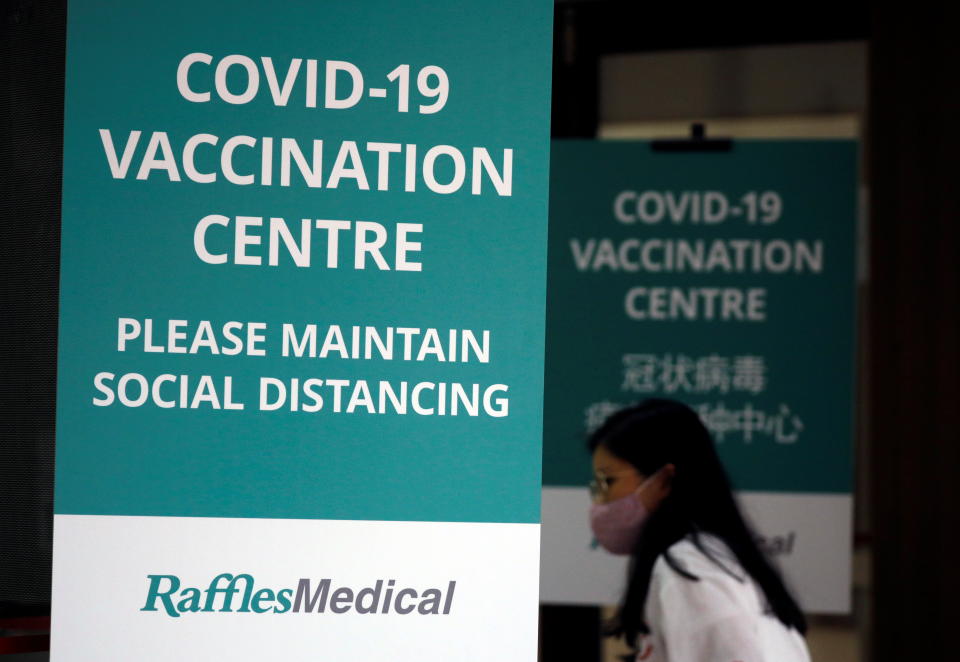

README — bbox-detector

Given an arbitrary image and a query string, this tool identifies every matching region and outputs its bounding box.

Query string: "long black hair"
[588,398,806,643]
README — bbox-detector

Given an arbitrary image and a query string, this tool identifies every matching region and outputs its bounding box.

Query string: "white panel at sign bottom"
[539,487,851,613]
[51,515,540,661]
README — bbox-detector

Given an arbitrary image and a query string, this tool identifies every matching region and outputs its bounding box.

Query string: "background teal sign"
[57,0,552,524]
[544,140,856,494]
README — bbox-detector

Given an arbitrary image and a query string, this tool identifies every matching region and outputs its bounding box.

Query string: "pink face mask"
[590,492,650,555]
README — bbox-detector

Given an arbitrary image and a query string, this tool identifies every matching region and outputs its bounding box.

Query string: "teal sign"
[544,140,856,494]
[56,0,552,524]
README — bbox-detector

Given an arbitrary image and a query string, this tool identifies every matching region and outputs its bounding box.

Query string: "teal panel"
[56,0,553,523]
[544,140,856,494]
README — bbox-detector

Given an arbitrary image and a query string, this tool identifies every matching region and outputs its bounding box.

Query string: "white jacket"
[635,535,811,662]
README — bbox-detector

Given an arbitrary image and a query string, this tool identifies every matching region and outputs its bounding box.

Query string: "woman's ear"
[655,463,676,497]
[662,463,676,485]
[637,463,676,510]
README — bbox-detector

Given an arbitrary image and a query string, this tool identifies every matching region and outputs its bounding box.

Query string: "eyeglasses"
[589,469,637,500]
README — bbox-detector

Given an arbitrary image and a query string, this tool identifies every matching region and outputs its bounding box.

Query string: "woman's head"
[587,398,807,640]
[588,398,735,530]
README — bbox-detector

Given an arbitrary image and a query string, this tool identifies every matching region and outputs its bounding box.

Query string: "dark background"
[2,1,958,660]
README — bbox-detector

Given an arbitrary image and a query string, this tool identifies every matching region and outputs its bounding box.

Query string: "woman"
[588,399,811,662]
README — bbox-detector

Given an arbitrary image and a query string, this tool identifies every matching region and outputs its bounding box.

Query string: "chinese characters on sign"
[585,400,804,444]
[621,353,767,395]
[587,353,803,443]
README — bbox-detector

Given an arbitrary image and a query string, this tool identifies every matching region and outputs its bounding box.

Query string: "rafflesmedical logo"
[141,574,457,617]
